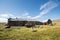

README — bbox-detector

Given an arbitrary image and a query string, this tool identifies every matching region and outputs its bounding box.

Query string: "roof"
[8,18,37,21]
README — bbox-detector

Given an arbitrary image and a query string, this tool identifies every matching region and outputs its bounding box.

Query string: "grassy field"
[0,20,60,40]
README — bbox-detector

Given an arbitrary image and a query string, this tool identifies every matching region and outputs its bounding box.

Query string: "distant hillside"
[53,19,60,22]
[52,19,60,25]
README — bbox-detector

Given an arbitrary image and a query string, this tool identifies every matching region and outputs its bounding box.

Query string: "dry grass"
[0,19,60,40]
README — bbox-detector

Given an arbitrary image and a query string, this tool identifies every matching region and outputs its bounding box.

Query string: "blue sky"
[0,0,60,22]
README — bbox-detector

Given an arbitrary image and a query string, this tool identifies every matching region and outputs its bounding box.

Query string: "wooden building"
[6,18,52,28]
[6,18,39,28]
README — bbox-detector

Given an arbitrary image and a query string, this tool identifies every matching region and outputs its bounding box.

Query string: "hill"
[0,19,60,40]
[53,19,60,26]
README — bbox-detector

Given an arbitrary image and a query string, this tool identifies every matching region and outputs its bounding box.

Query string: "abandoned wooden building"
[6,18,40,28]
[6,18,52,28]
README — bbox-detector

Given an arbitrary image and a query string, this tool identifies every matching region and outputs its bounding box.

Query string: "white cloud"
[0,13,16,18]
[33,1,58,19]
[18,0,58,21]
[42,19,48,22]
[22,12,29,17]
[0,13,37,23]
[0,18,7,23]
[40,1,50,10]
[0,13,16,23]
[21,12,31,18]
[20,12,37,21]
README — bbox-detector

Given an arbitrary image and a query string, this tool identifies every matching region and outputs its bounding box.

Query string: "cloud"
[0,12,37,23]
[33,1,58,19]
[0,13,16,18]
[19,12,37,21]
[40,1,50,10]
[0,0,59,22]
[22,12,29,17]
[0,13,16,23]
[20,12,31,19]
[0,18,7,23]
[18,0,58,21]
